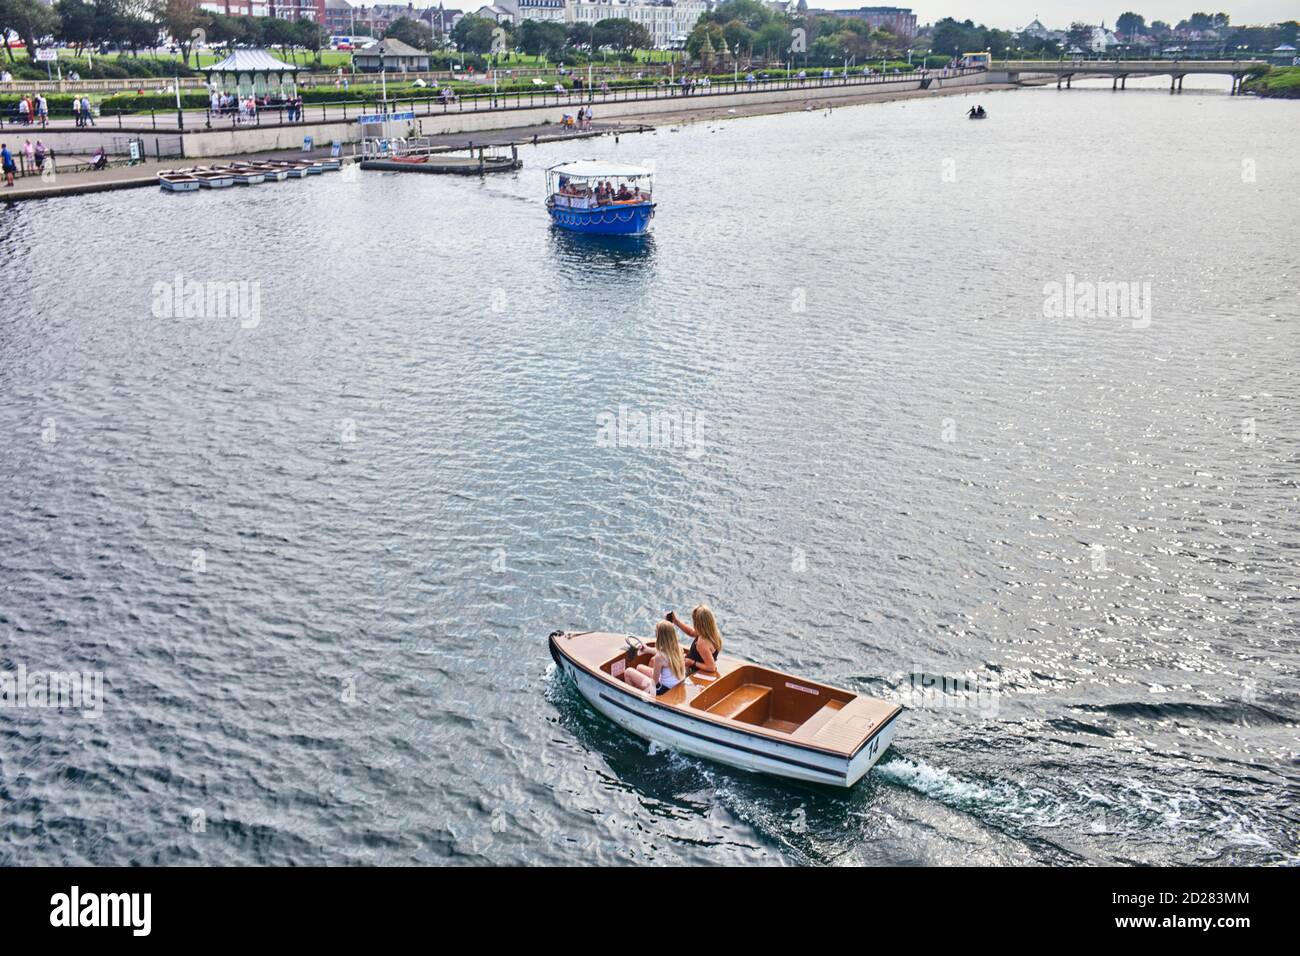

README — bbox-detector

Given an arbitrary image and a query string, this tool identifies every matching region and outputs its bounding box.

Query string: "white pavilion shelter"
[201,49,299,101]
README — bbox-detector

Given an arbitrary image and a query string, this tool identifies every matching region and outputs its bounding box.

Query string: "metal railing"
[199,67,981,132]
[0,68,983,133]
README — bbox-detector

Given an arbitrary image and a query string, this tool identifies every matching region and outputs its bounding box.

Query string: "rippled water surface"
[1,78,1297,865]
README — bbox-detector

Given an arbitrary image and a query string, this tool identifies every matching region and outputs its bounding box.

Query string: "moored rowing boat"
[158,171,201,192]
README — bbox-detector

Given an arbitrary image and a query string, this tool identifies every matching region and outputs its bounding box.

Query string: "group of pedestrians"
[13,94,49,127]
[209,90,305,124]
[1,139,51,186]
[72,96,95,127]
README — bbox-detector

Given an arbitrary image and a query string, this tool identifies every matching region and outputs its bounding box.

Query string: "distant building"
[814,6,917,39]
[421,5,466,35]
[565,0,713,51]
[352,37,431,70]
[517,0,566,23]
[1018,18,1063,42]
[355,3,420,35]
[199,1,273,16]
[1089,24,1121,53]
[475,3,516,23]
[282,0,326,20]
[196,1,330,18]
[324,0,355,34]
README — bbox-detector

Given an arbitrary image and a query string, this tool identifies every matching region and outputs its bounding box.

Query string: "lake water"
[1,75,1296,866]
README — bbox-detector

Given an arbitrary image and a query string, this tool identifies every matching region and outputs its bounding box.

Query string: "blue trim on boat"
[547,201,655,236]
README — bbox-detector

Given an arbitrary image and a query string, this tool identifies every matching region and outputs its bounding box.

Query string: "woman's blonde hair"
[655,621,686,680]
[692,605,723,655]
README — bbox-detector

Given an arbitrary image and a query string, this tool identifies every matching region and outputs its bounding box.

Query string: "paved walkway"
[1,122,648,202]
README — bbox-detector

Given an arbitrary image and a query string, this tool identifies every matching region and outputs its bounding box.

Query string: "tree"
[930,17,980,56]
[1066,22,1095,51]
[685,20,723,58]
[451,14,494,54]
[205,12,240,52]
[591,18,650,54]
[158,0,206,66]
[981,28,1014,57]
[519,19,564,58]
[261,14,296,60]
[384,16,432,52]
[753,20,788,60]
[2,0,60,57]
[722,19,753,58]
[54,0,96,54]
[295,17,325,64]
[703,0,774,32]
[1116,12,1146,40]
[121,14,156,55]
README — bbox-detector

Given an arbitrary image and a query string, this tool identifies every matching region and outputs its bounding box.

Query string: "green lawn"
[1244,65,1300,97]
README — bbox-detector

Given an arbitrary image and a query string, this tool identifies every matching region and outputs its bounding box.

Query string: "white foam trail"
[875,758,996,805]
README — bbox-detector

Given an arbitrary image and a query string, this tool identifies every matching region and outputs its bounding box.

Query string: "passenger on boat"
[615,183,632,201]
[621,621,686,696]
[666,605,723,673]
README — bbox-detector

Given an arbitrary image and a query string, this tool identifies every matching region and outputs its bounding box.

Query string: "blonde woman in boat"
[666,605,723,674]
[622,621,686,697]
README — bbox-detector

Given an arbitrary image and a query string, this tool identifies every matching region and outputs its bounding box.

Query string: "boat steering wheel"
[624,636,645,663]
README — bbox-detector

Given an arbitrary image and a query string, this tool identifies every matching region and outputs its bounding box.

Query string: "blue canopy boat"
[546,161,655,236]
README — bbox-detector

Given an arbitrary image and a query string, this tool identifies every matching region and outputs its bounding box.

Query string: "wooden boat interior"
[584,633,893,751]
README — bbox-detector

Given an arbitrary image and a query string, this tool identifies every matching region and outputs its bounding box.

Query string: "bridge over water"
[991,59,1269,94]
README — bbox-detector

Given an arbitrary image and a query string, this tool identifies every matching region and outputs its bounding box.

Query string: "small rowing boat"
[549,630,901,786]
[191,170,235,188]
[240,162,288,182]
[158,171,201,192]
[269,161,313,178]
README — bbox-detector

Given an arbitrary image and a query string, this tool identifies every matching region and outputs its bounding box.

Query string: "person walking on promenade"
[1,144,15,187]
[22,139,34,173]
[17,97,29,125]
[82,97,95,127]
[33,140,47,173]
[36,94,48,128]
[72,97,82,127]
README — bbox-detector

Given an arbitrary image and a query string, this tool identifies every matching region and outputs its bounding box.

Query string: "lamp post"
[174,68,184,130]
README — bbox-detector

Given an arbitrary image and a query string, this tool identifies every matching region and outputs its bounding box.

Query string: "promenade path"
[1,69,979,135]
[1,121,648,202]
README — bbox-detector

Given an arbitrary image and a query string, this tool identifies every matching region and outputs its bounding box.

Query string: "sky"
[818,3,1297,30]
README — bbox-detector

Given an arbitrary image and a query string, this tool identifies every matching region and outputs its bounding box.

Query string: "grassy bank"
[1243,66,1300,98]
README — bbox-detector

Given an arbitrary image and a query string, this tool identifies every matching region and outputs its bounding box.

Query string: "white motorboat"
[549,630,901,787]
